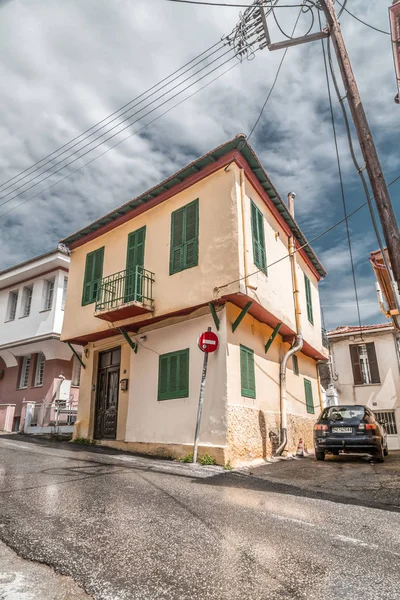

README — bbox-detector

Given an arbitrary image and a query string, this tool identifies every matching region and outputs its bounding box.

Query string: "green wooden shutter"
[126,227,146,302]
[251,201,267,273]
[82,247,104,306]
[292,354,299,376]
[240,345,256,398]
[170,208,185,274]
[304,274,314,324]
[170,200,199,274]
[184,200,199,269]
[158,349,189,400]
[304,378,314,414]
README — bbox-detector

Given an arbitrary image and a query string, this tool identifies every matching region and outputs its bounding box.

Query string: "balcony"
[94,266,155,322]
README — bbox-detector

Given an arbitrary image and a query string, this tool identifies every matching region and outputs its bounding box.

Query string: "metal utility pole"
[319,0,400,294]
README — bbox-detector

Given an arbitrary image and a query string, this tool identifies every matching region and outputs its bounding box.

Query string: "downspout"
[275,192,304,456]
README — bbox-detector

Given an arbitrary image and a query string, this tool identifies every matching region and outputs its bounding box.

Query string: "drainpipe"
[275,192,304,456]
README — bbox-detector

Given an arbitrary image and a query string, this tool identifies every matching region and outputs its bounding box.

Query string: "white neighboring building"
[0,248,81,431]
[328,324,400,450]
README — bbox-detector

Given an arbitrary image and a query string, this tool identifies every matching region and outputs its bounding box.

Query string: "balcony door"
[94,347,121,439]
[125,226,146,303]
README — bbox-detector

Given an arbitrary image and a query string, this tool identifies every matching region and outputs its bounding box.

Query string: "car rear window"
[321,407,365,421]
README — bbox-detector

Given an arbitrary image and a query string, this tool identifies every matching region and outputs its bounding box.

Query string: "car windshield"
[322,407,365,421]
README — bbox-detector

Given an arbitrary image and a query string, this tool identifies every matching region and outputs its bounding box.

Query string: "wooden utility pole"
[319,0,400,294]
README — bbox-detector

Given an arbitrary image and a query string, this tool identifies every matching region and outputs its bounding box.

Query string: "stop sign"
[198,331,219,353]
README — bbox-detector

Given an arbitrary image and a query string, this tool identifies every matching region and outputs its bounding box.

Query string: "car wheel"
[375,444,385,463]
[384,444,389,457]
[316,451,325,461]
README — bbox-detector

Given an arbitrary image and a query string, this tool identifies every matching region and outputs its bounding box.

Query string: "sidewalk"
[0,540,91,600]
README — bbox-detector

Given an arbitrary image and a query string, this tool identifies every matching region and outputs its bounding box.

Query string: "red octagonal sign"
[198,331,219,353]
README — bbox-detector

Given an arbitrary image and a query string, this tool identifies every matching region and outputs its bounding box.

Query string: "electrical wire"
[271,0,315,40]
[0,60,241,220]
[164,0,309,8]
[225,0,306,171]
[0,46,236,206]
[336,0,390,36]
[326,36,400,314]
[0,39,227,193]
[214,171,400,294]
[319,15,363,335]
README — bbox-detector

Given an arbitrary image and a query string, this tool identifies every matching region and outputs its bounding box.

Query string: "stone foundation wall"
[227,405,315,464]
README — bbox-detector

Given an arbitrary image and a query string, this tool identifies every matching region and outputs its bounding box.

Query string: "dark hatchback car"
[314,405,388,462]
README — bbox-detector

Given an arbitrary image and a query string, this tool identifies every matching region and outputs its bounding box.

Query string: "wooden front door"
[94,347,121,439]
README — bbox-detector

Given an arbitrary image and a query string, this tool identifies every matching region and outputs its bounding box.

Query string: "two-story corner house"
[0,248,81,431]
[328,324,400,450]
[60,135,328,465]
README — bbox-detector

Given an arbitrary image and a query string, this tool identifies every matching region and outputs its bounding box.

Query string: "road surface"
[0,435,399,600]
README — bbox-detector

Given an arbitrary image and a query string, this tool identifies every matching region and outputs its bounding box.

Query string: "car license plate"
[332,427,352,433]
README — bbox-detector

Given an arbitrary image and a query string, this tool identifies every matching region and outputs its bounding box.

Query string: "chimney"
[287,192,296,218]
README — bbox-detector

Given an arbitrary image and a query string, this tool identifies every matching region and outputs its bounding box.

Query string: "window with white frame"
[19,355,31,389]
[7,291,18,321]
[71,354,82,387]
[43,279,55,310]
[22,285,33,317]
[62,277,68,310]
[34,352,46,387]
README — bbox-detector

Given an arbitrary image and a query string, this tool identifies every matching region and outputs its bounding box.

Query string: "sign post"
[193,327,219,463]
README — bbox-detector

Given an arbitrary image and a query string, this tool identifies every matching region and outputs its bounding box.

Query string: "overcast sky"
[0,0,398,329]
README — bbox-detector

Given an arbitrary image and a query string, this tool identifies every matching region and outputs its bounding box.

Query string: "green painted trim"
[264,322,282,354]
[232,301,253,333]
[208,303,220,331]
[66,342,86,369]
[119,328,138,354]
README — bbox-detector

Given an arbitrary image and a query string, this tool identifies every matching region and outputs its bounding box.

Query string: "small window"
[170,200,199,275]
[251,201,267,273]
[62,277,68,310]
[349,343,380,385]
[292,354,299,376]
[304,274,314,325]
[304,378,314,414]
[82,247,105,305]
[22,286,33,317]
[158,349,189,400]
[19,355,31,389]
[7,291,19,321]
[71,355,82,387]
[374,410,398,435]
[34,353,46,387]
[240,345,256,399]
[43,279,55,310]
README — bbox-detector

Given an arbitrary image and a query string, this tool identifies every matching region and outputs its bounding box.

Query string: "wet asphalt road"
[1,436,400,600]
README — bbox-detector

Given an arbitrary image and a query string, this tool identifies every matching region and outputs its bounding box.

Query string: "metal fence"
[96,266,154,313]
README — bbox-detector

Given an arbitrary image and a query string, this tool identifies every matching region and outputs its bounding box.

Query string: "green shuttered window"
[240,345,256,399]
[125,226,146,302]
[251,201,267,273]
[304,378,315,414]
[292,354,299,376]
[170,199,199,275]
[304,274,314,324]
[82,247,104,306]
[158,349,189,400]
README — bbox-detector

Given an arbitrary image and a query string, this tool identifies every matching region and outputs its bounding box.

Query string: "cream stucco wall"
[62,167,240,342]
[233,168,324,355]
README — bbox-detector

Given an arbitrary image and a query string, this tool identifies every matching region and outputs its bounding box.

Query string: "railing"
[322,328,330,350]
[95,266,155,313]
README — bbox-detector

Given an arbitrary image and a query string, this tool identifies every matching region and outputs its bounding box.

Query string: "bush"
[198,454,216,466]
[72,437,95,446]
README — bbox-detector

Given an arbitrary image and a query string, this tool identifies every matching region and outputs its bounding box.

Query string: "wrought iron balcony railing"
[95,266,155,319]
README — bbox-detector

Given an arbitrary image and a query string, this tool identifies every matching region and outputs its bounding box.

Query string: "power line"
[319,14,363,335]
[336,0,390,36]
[0,60,240,220]
[0,39,226,192]
[0,46,236,206]
[214,171,400,294]
[225,1,306,171]
[163,0,306,8]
